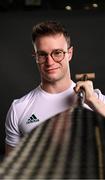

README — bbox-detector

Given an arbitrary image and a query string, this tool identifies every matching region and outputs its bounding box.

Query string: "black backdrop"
[0,10,105,157]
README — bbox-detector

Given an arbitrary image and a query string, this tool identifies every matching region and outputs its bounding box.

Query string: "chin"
[44,75,63,83]
[46,77,57,83]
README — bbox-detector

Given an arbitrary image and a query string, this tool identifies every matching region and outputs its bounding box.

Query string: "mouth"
[45,67,60,73]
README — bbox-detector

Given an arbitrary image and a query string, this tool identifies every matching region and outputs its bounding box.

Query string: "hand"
[74,81,105,117]
[74,80,96,103]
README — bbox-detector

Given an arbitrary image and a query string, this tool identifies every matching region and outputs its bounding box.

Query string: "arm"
[74,80,105,117]
[5,144,15,156]
[5,102,20,156]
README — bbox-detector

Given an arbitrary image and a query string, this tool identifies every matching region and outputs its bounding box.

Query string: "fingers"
[74,80,95,102]
[74,80,93,93]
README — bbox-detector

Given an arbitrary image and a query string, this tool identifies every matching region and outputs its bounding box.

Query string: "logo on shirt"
[26,114,39,124]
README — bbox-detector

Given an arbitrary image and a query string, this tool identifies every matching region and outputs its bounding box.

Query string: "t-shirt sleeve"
[94,89,105,103]
[5,101,21,147]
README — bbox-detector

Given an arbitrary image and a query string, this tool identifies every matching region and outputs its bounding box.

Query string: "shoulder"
[13,86,41,106]
[7,86,41,117]
[94,89,105,102]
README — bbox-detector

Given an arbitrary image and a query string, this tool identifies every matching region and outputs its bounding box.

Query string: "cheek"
[59,61,68,73]
[63,60,70,72]
[62,58,69,67]
[37,64,45,74]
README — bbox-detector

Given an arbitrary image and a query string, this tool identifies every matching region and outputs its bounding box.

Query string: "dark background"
[0,0,105,159]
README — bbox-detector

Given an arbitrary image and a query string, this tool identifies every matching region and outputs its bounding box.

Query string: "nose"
[45,54,55,65]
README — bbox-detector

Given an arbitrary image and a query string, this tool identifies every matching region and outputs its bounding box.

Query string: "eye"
[38,51,47,57]
[53,50,63,56]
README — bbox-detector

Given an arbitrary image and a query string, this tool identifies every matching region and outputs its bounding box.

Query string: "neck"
[41,78,72,93]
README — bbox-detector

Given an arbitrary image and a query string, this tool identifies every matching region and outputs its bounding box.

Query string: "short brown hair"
[32,21,71,47]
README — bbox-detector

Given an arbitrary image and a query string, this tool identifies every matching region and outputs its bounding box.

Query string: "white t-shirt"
[5,81,105,147]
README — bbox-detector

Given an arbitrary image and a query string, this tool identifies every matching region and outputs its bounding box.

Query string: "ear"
[68,46,73,62]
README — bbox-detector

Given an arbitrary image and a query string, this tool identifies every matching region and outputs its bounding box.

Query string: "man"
[5,20,105,155]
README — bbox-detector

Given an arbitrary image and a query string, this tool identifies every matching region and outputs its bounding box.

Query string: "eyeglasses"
[32,49,68,64]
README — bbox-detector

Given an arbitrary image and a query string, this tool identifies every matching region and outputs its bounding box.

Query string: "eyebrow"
[37,48,64,53]
[37,50,48,54]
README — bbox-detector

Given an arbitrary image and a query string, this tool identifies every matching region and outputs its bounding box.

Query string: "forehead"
[34,34,68,51]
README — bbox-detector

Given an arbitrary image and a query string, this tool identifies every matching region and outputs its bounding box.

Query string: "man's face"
[33,34,73,83]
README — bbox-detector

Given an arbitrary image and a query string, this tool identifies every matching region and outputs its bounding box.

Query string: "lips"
[45,67,59,73]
